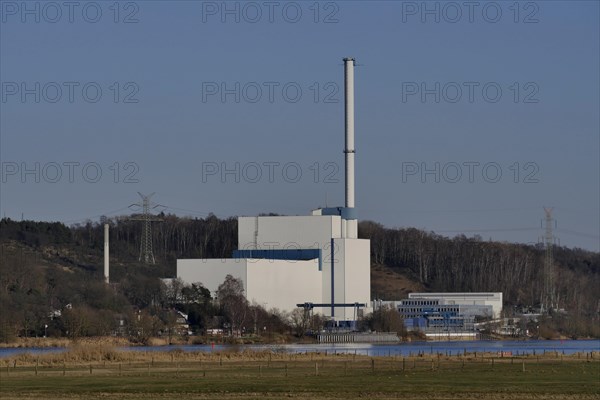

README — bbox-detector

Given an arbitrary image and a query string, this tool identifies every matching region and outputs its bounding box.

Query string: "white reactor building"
[177,58,371,322]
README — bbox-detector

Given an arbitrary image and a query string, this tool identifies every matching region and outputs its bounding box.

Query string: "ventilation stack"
[104,223,109,283]
[344,57,358,239]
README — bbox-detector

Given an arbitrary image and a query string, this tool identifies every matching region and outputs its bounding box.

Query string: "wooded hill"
[0,215,598,340]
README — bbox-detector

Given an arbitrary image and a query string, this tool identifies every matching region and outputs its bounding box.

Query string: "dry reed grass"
[2,342,598,368]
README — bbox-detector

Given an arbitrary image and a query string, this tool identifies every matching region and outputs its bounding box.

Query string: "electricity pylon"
[539,207,558,313]
[130,192,163,264]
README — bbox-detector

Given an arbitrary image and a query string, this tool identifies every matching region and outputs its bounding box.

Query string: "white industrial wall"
[246,259,322,313]
[177,258,323,315]
[341,239,371,319]
[238,216,342,250]
[177,259,247,296]
[319,238,371,320]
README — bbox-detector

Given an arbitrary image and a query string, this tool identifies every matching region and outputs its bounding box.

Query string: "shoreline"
[0,335,307,349]
[1,335,598,349]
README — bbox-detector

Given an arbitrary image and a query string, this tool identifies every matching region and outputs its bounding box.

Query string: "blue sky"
[1,1,599,251]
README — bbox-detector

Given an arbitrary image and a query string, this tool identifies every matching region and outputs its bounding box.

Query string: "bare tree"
[162,277,185,307]
[289,308,310,337]
[367,305,405,336]
[128,310,162,344]
[217,275,248,336]
[63,306,91,339]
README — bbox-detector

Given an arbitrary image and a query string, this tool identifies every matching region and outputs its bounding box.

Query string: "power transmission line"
[555,229,599,240]
[434,227,539,233]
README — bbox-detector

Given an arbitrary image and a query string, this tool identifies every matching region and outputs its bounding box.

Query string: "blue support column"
[331,238,335,318]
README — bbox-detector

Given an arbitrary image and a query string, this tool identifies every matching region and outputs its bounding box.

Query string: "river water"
[1,340,598,358]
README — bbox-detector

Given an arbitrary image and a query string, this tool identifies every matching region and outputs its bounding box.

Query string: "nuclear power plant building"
[177,58,371,323]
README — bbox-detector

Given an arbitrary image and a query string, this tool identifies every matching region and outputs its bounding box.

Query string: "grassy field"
[1,349,598,399]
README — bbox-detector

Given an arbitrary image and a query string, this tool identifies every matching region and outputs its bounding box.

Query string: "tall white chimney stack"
[104,223,109,284]
[344,57,355,210]
[343,57,358,238]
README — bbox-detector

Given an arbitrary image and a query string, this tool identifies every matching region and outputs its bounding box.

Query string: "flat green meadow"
[1,350,598,399]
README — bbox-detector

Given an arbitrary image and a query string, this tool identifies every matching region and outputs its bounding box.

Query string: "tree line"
[359,221,599,315]
[0,215,598,340]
